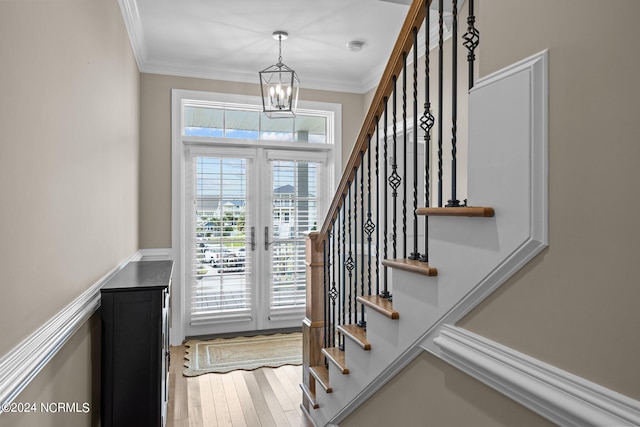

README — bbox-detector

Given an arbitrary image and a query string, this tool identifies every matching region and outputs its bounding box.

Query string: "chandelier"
[259,31,300,118]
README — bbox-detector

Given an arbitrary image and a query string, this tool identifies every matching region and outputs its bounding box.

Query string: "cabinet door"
[161,289,170,426]
[102,289,163,427]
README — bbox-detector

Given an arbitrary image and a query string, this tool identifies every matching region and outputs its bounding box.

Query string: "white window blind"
[188,156,252,325]
[269,158,324,313]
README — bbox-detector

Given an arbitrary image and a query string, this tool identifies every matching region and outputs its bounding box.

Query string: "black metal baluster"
[389,76,401,266]
[447,0,461,207]
[420,0,435,263]
[331,222,338,348]
[353,168,359,327]
[341,195,347,334]
[402,52,408,259]
[375,119,381,296]
[463,0,479,91]
[326,232,331,348]
[346,185,355,324]
[410,26,420,260]
[365,135,375,298]
[389,78,401,303]
[358,152,366,328]
[323,239,328,350]
[438,0,444,208]
[339,205,345,350]
[381,101,390,299]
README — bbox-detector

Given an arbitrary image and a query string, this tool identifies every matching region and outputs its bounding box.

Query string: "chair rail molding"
[0,251,142,411]
[433,326,640,427]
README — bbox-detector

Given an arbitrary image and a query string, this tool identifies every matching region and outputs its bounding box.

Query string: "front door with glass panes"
[186,147,327,337]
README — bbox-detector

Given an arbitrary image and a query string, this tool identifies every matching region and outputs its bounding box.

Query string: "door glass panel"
[190,157,251,325]
[270,160,319,312]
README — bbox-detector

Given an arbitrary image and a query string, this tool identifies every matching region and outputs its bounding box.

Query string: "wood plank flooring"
[167,345,306,427]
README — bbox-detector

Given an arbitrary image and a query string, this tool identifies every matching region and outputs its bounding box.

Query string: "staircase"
[301,1,548,426]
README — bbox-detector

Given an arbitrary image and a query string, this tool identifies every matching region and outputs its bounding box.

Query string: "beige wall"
[343,1,640,425]
[460,0,640,401]
[342,351,553,427]
[0,0,139,424]
[0,317,101,427]
[139,74,365,248]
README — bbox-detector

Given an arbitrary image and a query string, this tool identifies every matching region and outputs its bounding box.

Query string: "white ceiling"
[118,0,435,94]
[119,0,457,94]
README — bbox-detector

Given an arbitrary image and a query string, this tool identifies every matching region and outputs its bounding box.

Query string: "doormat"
[183,332,302,377]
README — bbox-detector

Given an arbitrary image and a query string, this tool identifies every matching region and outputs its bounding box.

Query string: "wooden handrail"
[317,0,428,249]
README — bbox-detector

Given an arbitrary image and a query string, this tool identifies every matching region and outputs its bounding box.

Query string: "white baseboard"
[0,251,142,411]
[432,325,640,427]
[139,248,172,261]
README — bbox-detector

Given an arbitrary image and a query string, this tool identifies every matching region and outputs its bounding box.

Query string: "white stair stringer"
[308,50,548,427]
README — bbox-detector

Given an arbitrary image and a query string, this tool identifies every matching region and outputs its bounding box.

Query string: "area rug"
[183,332,302,377]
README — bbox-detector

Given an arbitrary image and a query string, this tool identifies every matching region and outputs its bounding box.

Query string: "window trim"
[170,89,341,344]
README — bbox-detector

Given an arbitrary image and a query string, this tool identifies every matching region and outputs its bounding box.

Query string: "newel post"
[302,231,324,411]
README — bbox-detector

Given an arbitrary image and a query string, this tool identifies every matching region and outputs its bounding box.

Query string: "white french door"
[185,147,327,337]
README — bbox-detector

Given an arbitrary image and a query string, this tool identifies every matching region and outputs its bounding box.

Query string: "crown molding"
[140,62,369,94]
[118,0,147,70]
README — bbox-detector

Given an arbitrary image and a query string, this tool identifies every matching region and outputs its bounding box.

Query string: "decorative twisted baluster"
[329,226,338,348]
[463,0,479,91]
[358,152,366,328]
[365,135,374,298]
[402,52,408,260]
[341,194,348,330]
[381,100,390,299]
[420,0,434,263]
[346,185,355,324]
[447,0,461,207]
[389,76,401,263]
[374,119,381,296]
[339,205,345,350]
[353,167,358,326]
[323,239,328,350]
[410,26,420,260]
[437,0,444,207]
[388,78,401,304]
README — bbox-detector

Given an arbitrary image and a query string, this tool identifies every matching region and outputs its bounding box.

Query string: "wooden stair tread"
[381,258,438,276]
[337,324,371,350]
[300,383,319,409]
[322,347,349,374]
[357,295,399,319]
[416,206,495,217]
[309,365,332,393]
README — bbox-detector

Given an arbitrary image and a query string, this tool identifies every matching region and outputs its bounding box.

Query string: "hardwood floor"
[166,345,306,427]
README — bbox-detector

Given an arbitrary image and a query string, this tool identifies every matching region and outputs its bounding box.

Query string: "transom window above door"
[183,103,328,143]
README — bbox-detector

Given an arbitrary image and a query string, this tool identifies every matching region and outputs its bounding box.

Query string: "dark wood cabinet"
[100,260,173,427]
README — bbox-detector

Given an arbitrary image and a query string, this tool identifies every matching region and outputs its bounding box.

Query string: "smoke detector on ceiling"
[346,40,365,52]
